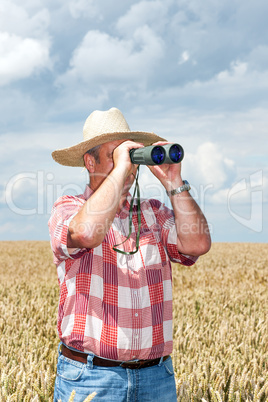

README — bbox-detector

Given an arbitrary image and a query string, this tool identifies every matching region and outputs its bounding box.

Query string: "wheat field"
[0,241,267,401]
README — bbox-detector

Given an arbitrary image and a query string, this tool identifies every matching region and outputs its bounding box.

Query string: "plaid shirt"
[48,185,197,361]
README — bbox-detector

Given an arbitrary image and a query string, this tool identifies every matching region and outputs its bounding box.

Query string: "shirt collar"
[83,185,94,200]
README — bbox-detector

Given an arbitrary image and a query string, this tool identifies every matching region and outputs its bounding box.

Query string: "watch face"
[183,180,190,191]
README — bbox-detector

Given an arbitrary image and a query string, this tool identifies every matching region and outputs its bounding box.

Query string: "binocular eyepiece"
[129,143,184,165]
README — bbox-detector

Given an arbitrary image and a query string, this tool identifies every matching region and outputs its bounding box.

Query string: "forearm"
[68,167,126,248]
[148,158,211,256]
[169,186,211,256]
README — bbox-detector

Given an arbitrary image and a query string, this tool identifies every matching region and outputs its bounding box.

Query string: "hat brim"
[52,131,167,167]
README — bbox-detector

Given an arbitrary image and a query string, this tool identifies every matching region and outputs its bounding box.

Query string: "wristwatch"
[166,180,191,197]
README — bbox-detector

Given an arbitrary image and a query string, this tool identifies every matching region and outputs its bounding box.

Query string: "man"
[49,107,211,402]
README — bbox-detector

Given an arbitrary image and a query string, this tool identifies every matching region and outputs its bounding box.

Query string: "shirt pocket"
[138,227,169,269]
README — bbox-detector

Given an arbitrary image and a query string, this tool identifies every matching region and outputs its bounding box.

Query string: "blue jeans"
[54,347,177,401]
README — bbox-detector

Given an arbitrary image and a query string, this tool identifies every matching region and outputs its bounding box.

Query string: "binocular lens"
[129,143,184,165]
[151,146,166,164]
[169,144,183,163]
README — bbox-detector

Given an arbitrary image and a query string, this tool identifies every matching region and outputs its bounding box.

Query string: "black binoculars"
[129,143,184,165]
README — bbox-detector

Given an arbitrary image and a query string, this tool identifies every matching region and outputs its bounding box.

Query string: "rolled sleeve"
[48,195,88,264]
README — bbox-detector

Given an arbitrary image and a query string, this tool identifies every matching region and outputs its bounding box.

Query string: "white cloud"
[0,32,51,86]
[57,26,164,88]
[0,1,50,37]
[69,0,100,19]
[216,61,248,84]
[116,0,170,35]
[206,59,268,98]
[184,142,235,190]
[178,51,190,65]
[0,1,51,86]
[145,55,268,115]
[2,172,39,215]
[247,45,268,71]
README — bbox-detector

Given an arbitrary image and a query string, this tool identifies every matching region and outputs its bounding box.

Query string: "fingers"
[114,141,143,156]
[121,140,144,153]
[112,141,144,177]
[147,160,182,184]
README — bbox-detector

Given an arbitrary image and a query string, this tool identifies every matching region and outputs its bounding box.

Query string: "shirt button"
[135,313,138,317]
[134,291,137,295]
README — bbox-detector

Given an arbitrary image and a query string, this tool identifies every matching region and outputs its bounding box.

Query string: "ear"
[84,153,95,173]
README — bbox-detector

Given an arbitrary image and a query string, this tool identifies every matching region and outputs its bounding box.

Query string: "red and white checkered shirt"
[48,185,197,361]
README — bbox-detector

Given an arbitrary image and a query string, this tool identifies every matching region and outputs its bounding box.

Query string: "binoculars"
[129,143,184,165]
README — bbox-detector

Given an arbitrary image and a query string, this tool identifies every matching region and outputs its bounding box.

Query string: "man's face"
[88,140,137,193]
[94,139,124,181]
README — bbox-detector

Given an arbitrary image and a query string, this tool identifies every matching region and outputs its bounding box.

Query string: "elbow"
[177,234,212,257]
[67,225,103,250]
[196,236,212,256]
[192,232,212,256]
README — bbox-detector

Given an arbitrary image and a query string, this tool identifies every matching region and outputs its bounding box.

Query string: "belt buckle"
[121,360,143,369]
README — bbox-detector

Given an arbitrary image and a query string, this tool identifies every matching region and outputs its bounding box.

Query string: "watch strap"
[166,180,191,197]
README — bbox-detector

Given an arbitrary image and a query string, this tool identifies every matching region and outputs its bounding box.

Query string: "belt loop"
[158,356,164,367]
[58,342,63,355]
[86,352,95,370]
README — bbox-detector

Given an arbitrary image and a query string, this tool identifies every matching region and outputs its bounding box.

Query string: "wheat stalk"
[0,241,267,401]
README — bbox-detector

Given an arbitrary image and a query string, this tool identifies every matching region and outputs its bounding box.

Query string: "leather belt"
[61,344,169,370]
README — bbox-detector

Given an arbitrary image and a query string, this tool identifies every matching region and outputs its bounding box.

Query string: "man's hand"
[112,140,144,197]
[147,142,184,191]
[113,140,144,179]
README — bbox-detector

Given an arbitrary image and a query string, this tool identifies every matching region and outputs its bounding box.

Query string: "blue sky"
[0,0,267,242]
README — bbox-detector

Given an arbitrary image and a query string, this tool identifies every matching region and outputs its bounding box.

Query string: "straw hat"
[52,107,166,167]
